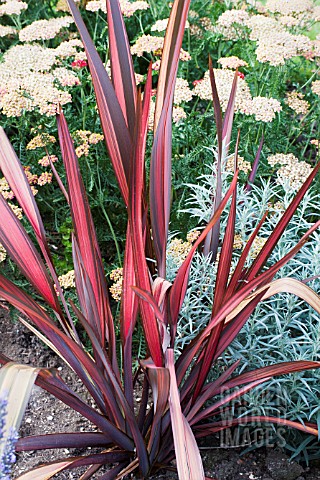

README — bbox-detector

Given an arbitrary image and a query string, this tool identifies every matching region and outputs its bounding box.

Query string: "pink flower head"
[71,59,88,69]
[237,71,245,79]
[192,79,202,86]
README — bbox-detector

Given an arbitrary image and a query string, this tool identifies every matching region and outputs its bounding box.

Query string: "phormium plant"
[0,0,320,478]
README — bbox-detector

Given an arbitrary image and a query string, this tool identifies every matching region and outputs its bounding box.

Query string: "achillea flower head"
[218,56,248,70]
[110,267,123,282]
[311,80,320,96]
[86,0,149,17]
[172,106,187,124]
[74,130,92,142]
[8,203,23,219]
[0,243,7,262]
[3,44,57,73]
[37,172,53,186]
[151,18,189,32]
[215,9,250,40]
[0,44,78,117]
[26,133,56,150]
[226,155,251,174]
[285,91,309,115]
[58,270,75,289]
[121,0,149,17]
[131,34,190,61]
[199,17,215,33]
[55,39,84,59]
[38,155,58,167]
[0,177,14,200]
[186,230,200,243]
[53,67,80,87]
[131,34,164,56]
[88,132,104,144]
[193,69,252,113]
[250,236,268,258]
[0,25,16,37]
[246,14,283,42]
[268,152,312,190]
[247,96,282,122]
[233,234,243,250]
[56,0,80,11]
[174,78,193,105]
[75,143,90,158]
[0,0,27,16]
[255,30,313,66]
[265,0,313,15]
[167,238,192,267]
[109,268,123,302]
[23,166,38,185]
[268,152,297,167]
[19,17,73,42]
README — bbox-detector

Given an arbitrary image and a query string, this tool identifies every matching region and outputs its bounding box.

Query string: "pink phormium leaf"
[106,0,137,138]
[246,161,320,281]
[129,93,163,367]
[67,0,131,205]
[245,134,264,191]
[150,0,191,277]
[0,194,59,314]
[0,127,47,244]
[169,173,238,340]
[175,220,320,386]
[57,110,116,365]
[194,417,318,438]
[166,348,205,479]
[222,70,238,151]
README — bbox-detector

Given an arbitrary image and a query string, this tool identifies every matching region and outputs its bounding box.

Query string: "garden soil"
[1,308,320,480]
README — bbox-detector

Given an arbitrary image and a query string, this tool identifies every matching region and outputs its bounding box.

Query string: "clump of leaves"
[0,0,320,478]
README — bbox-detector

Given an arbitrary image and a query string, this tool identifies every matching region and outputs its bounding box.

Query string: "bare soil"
[1,308,320,480]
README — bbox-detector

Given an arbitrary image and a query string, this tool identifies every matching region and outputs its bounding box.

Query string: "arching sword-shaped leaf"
[150,0,191,277]
[246,161,320,281]
[106,0,137,137]
[0,194,60,314]
[129,90,162,367]
[169,173,238,339]
[67,0,131,204]
[15,452,130,480]
[57,111,116,360]
[166,348,205,480]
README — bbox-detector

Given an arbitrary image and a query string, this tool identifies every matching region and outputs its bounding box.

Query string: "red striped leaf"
[245,134,264,191]
[129,92,163,366]
[169,173,238,337]
[194,416,318,438]
[67,0,131,204]
[0,127,47,245]
[176,220,320,385]
[57,110,115,358]
[166,348,205,479]
[0,194,59,313]
[224,360,320,391]
[246,161,320,280]
[150,0,191,277]
[106,0,136,137]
